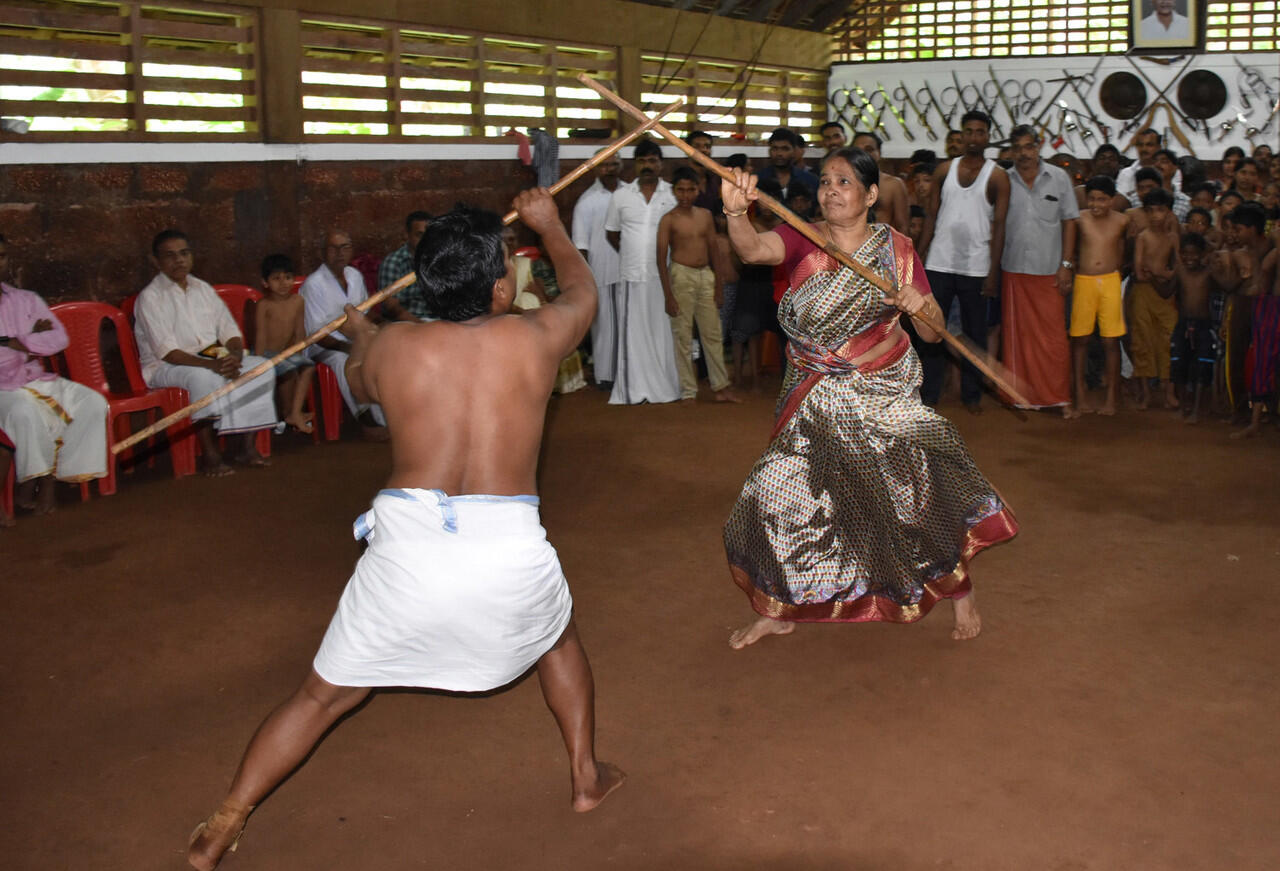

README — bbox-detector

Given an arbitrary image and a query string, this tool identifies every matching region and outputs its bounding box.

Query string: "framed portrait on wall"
[1131,0,1201,51]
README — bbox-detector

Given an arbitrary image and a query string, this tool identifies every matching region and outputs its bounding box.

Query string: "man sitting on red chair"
[0,234,108,523]
[134,229,277,478]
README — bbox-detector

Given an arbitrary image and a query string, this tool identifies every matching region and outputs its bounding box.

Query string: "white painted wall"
[829,54,1279,160]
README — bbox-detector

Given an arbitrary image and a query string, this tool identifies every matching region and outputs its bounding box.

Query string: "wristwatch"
[1060,260,1074,269]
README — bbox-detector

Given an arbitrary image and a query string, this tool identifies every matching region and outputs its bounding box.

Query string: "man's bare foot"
[33,478,56,515]
[200,457,235,478]
[285,411,314,434]
[713,388,743,404]
[1230,424,1261,439]
[571,761,626,813]
[1163,386,1178,409]
[14,478,37,512]
[1098,399,1116,416]
[951,593,981,640]
[1062,404,1080,419]
[728,615,795,649]
[187,799,253,871]
[234,450,270,468]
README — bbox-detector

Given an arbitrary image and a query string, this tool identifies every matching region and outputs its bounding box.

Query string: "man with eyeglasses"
[301,229,388,440]
[134,229,277,476]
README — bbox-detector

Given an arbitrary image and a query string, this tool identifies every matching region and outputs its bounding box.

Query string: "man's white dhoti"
[313,488,573,692]
[311,347,386,425]
[609,277,680,405]
[148,356,277,434]
[0,377,108,482]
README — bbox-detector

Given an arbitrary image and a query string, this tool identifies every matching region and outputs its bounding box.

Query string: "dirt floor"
[4,380,1279,870]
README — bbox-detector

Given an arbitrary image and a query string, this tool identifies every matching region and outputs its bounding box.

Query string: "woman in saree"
[720,146,1019,649]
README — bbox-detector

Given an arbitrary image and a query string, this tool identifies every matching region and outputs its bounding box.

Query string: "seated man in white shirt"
[134,229,277,477]
[300,229,387,440]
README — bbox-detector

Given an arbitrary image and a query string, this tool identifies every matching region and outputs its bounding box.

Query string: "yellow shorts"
[1070,272,1126,338]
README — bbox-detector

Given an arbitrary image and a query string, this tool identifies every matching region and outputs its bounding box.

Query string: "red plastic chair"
[119,292,137,323]
[49,302,196,493]
[0,428,14,519]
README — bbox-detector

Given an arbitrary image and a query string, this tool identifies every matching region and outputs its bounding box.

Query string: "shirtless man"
[187,189,624,871]
[1072,175,1130,415]
[852,131,909,233]
[1218,204,1279,436]
[1132,188,1181,409]
[1168,233,1216,423]
[658,167,738,402]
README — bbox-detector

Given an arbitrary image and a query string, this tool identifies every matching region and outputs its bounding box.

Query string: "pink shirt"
[0,283,67,391]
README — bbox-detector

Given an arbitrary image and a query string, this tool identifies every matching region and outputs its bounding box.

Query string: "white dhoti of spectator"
[301,263,386,426]
[134,273,278,433]
[572,176,621,383]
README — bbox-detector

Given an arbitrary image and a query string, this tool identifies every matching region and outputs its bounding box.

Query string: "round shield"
[1099,72,1147,120]
[1177,70,1228,119]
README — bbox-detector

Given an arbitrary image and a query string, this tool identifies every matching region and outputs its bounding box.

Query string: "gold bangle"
[723,207,748,218]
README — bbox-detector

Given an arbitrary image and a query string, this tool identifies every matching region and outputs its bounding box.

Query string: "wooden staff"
[576,73,1034,410]
[111,97,687,456]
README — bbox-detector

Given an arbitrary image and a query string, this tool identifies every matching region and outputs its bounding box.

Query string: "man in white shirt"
[603,140,680,405]
[1139,0,1189,42]
[571,150,622,387]
[1115,129,1182,200]
[301,229,387,438]
[134,229,276,477]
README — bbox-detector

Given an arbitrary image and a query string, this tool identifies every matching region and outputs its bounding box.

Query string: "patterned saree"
[724,224,1018,623]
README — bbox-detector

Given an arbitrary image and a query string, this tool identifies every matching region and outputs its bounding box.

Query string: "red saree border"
[728,505,1019,624]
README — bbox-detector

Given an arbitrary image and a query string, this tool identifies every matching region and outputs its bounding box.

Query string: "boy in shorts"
[1131,188,1181,409]
[1168,233,1216,423]
[1072,175,1129,415]
[254,254,316,434]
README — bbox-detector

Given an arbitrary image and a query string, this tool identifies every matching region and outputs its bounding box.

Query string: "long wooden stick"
[577,73,1034,410]
[112,96,687,456]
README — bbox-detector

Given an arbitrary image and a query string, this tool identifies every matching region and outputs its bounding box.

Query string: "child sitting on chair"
[254,254,316,433]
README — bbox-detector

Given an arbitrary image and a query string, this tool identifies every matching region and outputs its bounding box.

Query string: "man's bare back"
[347,189,597,498]
[1076,209,1128,275]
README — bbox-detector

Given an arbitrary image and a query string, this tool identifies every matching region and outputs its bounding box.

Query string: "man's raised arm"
[517,188,598,358]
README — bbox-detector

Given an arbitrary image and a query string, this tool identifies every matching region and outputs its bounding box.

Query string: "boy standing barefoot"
[1168,233,1216,423]
[188,190,623,871]
[658,167,739,403]
[1131,188,1181,410]
[1072,176,1129,415]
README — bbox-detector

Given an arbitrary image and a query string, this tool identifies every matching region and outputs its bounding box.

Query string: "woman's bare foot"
[571,761,626,813]
[713,388,743,403]
[187,799,253,871]
[285,411,314,434]
[951,593,981,640]
[729,615,795,649]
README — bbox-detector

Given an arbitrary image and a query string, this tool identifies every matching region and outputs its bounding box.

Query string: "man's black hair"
[1093,143,1121,160]
[909,204,925,219]
[1237,157,1260,172]
[152,228,189,258]
[959,109,991,130]
[768,127,799,146]
[405,210,432,233]
[1134,166,1162,186]
[909,148,936,165]
[1085,174,1116,197]
[671,166,699,186]
[909,163,935,178]
[633,138,662,160]
[756,178,784,201]
[787,181,814,201]
[1219,189,1244,204]
[819,121,843,135]
[724,152,749,169]
[1228,202,1267,234]
[260,253,295,280]
[851,130,882,149]
[1186,206,1212,224]
[1141,187,1174,209]
[1154,148,1178,164]
[415,205,507,322]
[1189,181,1218,199]
[1135,128,1162,143]
[1180,232,1208,252]
[684,130,711,145]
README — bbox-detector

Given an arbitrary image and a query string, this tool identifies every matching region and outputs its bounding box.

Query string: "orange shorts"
[1070,272,1126,338]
